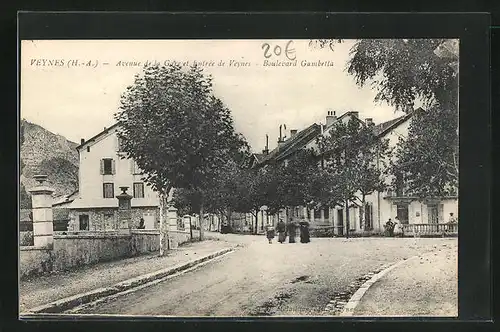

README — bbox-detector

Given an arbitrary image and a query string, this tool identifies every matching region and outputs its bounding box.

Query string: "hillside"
[20,119,79,208]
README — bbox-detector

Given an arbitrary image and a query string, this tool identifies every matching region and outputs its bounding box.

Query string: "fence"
[402,223,458,236]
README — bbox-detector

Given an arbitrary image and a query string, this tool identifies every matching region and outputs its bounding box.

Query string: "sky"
[20,39,406,152]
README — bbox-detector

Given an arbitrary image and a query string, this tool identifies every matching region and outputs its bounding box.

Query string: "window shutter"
[130,160,135,174]
[439,204,444,223]
[111,160,116,175]
[115,136,120,151]
[100,159,104,175]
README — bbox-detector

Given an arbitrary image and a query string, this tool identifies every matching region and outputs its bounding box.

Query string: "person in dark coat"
[137,218,146,229]
[299,221,310,243]
[287,220,297,243]
[265,224,275,244]
[276,219,287,243]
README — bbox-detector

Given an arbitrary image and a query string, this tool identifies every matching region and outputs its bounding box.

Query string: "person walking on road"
[265,224,275,244]
[299,221,311,243]
[287,219,297,243]
[277,219,287,244]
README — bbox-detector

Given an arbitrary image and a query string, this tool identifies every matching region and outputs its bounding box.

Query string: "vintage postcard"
[19,39,459,318]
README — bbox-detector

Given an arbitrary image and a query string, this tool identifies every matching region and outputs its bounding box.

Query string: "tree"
[115,64,248,252]
[320,117,389,236]
[389,107,458,198]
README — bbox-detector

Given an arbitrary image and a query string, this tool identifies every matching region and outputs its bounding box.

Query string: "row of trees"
[117,38,458,248]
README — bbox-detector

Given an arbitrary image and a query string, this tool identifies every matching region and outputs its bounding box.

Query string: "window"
[103,183,114,198]
[133,182,145,198]
[104,213,114,230]
[100,158,115,175]
[427,204,443,224]
[131,160,141,174]
[117,136,124,152]
[364,203,373,230]
[79,214,89,231]
[314,209,321,219]
[324,207,329,220]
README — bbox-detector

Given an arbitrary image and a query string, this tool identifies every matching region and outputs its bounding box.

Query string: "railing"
[402,223,458,235]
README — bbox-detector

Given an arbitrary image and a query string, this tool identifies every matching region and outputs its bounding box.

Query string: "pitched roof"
[76,122,120,150]
[52,190,79,207]
[253,153,266,163]
[258,123,321,165]
[373,107,422,137]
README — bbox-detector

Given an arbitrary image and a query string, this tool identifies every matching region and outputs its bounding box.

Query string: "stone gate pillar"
[29,174,54,248]
[167,207,178,231]
[116,186,133,234]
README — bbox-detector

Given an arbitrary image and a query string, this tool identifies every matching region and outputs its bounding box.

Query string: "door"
[428,205,439,224]
[397,204,409,224]
[337,209,344,236]
[79,214,89,231]
[143,213,155,229]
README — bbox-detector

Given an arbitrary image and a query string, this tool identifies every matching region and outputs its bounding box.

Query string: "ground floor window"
[79,214,89,230]
[314,209,321,220]
[324,207,330,220]
[364,203,373,230]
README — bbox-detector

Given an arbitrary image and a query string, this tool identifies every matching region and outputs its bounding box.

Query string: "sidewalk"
[20,238,235,312]
[352,244,458,317]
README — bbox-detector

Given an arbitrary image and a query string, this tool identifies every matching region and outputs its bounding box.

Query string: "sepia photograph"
[19,38,459,318]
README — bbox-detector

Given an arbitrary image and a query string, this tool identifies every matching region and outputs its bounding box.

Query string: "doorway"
[396,204,409,224]
[337,209,344,236]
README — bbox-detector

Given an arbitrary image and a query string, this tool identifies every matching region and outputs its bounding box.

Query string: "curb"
[23,247,236,314]
[338,254,421,317]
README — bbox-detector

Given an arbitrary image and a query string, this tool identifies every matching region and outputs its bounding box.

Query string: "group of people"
[385,212,458,237]
[265,218,310,244]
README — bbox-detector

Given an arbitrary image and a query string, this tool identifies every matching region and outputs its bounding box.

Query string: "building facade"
[68,124,161,231]
[255,108,458,236]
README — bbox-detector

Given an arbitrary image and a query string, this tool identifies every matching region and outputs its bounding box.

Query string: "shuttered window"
[100,159,115,175]
[103,183,114,198]
[130,160,141,175]
[133,182,145,198]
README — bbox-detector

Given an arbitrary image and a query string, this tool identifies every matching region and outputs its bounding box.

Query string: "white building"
[68,124,160,231]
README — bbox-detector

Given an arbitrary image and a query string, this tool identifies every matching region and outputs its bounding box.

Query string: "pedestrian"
[448,213,457,224]
[299,221,310,243]
[276,219,287,243]
[393,217,403,237]
[265,224,275,244]
[287,219,297,243]
[137,218,146,229]
[384,218,395,237]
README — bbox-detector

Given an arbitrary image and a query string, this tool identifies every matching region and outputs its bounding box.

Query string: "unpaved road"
[76,235,457,316]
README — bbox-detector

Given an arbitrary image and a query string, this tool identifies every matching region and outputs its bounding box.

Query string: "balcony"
[401,223,458,237]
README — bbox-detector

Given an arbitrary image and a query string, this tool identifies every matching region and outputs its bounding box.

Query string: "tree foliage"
[115,64,249,241]
[389,107,458,198]
[319,117,389,230]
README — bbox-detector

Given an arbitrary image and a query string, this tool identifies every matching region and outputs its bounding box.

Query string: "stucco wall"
[78,128,159,207]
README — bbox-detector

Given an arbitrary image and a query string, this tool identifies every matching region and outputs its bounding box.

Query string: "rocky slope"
[20,119,79,207]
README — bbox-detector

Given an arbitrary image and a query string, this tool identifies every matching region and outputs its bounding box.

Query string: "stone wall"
[19,229,199,279]
[69,207,160,231]
[51,233,132,272]
[20,246,53,279]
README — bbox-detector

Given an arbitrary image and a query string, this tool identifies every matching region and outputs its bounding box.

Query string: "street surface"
[76,234,457,316]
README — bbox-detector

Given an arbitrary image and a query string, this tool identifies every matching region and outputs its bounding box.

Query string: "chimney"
[351,111,359,118]
[365,118,374,126]
[80,138,85,145]
[262,134,269,155]
[290,129,298,137]
[326,109,337,127]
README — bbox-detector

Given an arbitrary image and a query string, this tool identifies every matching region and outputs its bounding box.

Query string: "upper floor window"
[131,160,141,175]
[100,158,115,175]
[117,136,125,152]
[133,182,145,198]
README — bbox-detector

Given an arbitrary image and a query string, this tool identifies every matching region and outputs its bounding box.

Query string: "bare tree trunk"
[199,196,205,241]
[359,194,366,231]
[254,209,259,235]
[345,199,350,239]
